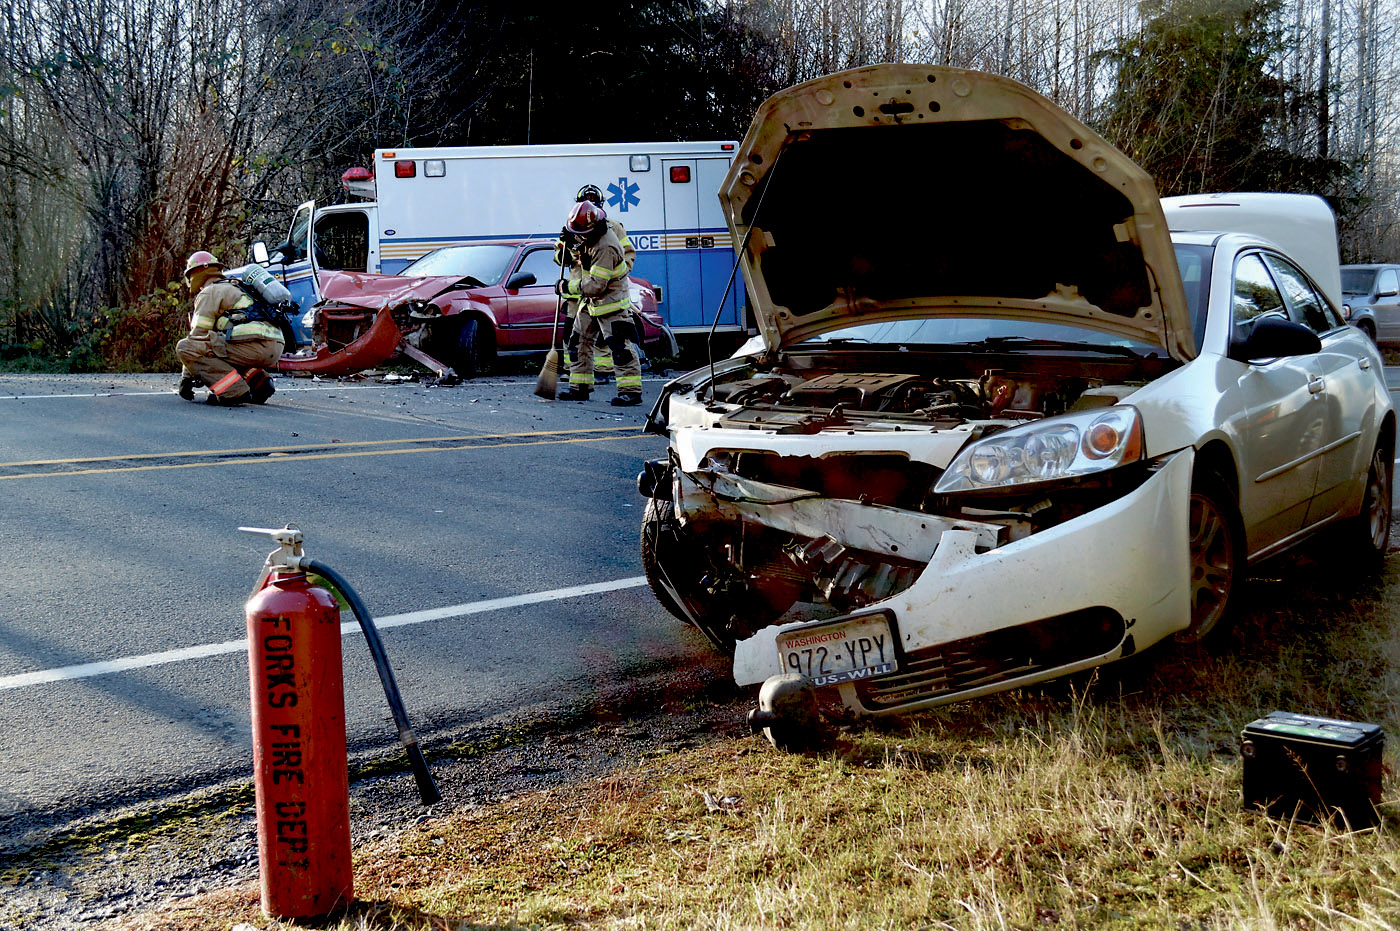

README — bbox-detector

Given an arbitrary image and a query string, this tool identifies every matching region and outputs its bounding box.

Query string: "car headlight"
[935,405,1144,492]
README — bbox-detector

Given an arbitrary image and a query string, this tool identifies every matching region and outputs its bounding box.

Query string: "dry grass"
[112,557,1400,931]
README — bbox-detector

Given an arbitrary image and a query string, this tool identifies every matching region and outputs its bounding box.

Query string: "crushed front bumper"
[731,449,1194,715]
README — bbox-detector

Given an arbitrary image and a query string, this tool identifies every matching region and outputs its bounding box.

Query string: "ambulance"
[255,141,746,347]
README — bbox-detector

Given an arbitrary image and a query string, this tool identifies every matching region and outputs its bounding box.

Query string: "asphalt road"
[4,364,1400,852]
[0,370,710,846]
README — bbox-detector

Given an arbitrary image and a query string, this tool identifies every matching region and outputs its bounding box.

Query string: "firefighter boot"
[558,386,592,401]
[610,392,643,407]
[244,368,275,404]
[206,392,245,407]
[176,375,198,401]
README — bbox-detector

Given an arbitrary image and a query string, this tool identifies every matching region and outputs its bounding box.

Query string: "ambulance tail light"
[395,160,416,179]
[670,165,691,183]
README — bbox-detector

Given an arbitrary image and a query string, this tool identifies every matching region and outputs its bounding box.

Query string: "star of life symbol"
[607,177,641,213]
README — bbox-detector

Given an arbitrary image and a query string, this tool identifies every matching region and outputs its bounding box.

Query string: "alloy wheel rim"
[1187,493,1233,640]
[1366,452,1391,551]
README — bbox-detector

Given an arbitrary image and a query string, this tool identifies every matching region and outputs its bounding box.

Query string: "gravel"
[0,655,747,929]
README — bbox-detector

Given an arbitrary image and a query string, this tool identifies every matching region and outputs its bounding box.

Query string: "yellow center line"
[1,426,638,468]
[0,433,654,481]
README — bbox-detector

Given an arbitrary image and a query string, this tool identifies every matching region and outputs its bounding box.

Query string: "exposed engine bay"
[710,367,1121,430]
[642,346,1175,651]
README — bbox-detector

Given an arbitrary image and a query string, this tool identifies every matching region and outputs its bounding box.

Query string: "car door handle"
[1308,375,1325,394]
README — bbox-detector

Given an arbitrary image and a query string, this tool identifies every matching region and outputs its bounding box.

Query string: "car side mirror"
[506,272,537,289]
[251,241,270,265]
[1230,315,1322,363]
[1378,288,1398,299]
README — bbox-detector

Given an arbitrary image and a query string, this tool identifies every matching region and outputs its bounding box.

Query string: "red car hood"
[319,271,461,307]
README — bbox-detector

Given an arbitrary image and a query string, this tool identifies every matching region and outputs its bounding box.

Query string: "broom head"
[534,348,561,399]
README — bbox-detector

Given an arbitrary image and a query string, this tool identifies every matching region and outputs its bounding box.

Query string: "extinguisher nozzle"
[408,746,442,806]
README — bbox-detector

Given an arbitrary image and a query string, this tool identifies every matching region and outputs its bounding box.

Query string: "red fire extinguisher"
[241,524,440,919]
[245,528,352,918]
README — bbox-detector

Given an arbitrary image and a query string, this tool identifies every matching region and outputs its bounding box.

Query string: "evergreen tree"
[1095,0,1352,197]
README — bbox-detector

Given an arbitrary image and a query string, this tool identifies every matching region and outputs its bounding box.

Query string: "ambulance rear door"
[661,157,741,331]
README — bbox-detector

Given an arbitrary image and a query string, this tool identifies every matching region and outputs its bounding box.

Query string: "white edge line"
[0,577,647,690]
[0,374,672,402]
[0,385,380,401]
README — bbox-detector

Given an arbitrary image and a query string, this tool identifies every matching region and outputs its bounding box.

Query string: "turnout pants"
[177,335,283,400]
[569,310,641,395]
[563,303,614,373]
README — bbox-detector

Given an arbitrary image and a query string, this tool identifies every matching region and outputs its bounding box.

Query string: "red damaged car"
[278,240,678,379]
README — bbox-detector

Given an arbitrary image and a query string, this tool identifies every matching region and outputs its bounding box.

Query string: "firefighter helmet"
[183,250,223,281]
[575,183,604,205]
[566,200,606,236]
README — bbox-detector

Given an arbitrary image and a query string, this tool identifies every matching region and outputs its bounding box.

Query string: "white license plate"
[777,615,897,687]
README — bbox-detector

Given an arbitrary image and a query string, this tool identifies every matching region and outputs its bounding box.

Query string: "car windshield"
[808,319,1164,356]
[1341,267,1377,295]
[400,244,517,283]
[801,242,1215,356]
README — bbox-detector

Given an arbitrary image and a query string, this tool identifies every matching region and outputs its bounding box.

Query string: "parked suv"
[1341,263,1400,345]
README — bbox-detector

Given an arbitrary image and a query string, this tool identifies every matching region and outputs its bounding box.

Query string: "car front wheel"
[638,496,801,654]
[1177,471,1244,644]
[454,317,495,378]
[640,497,693,627]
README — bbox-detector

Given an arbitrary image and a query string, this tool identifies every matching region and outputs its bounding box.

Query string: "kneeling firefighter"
[555,202,642,406]
[175,251,281,406]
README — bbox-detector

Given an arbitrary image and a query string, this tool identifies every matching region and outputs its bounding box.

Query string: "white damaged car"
[636,64,1394,726]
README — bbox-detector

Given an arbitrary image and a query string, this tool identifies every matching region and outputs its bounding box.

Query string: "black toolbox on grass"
[1240,712,1384,827]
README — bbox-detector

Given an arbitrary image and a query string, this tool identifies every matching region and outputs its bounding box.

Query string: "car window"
[400,244,516,283]
[286,204,312,263]
[313,212,369,272]
[513,247,558,287]
[1379,269,1399,297]
[1342,267,1377,296]
[1232,253,1287,339]
[1265,254,1338,334]
[1174,243,1213,351]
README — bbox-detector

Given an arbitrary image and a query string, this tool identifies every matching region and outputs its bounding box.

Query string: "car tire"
[1358,319,1377,343]
[1176,471,1245,644]
[1340,440,1392,570]
[454,317,494,378]
[640,497,693,627]
[638,496,800,654]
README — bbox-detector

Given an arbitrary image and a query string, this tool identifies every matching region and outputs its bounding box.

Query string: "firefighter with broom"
[552,200,642,405]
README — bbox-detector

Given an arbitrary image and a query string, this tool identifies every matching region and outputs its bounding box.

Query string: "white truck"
[257,141,746,347]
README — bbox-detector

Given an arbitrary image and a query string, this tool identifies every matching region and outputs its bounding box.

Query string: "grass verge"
[111,559,1400,930]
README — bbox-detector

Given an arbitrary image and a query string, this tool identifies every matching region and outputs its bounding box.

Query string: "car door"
[1265,253,1377,527]
[1226,252,1326,553]
[278,201,321,318]
[501,245,565,350]
[1373,267,1400,344]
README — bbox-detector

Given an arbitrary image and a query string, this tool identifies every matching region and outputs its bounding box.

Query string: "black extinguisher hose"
[304,559,441,806]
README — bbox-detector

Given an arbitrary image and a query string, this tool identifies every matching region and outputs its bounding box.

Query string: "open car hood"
[720,65,1194,361]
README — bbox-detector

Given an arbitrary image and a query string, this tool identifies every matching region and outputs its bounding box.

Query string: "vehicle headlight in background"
[935,406,1144,492]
